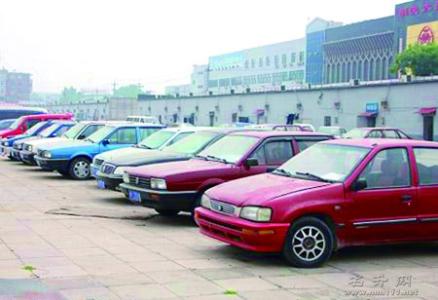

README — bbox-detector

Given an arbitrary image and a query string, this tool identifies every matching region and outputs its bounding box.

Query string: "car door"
[346,147,418,243]
[413,147,438,239]
[246,138,295,176]
[102,127,138,152]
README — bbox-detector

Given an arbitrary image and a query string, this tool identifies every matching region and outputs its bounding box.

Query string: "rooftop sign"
[396,1,438,18]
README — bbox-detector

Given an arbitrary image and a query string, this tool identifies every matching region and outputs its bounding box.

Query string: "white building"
[166,38,306,97]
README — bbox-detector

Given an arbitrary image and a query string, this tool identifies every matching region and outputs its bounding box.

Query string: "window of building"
[324,116,332,126]
[375,58,381,80]
[251,59,256,68]
[265,56,270,67]
[291,52,296,64]
[259,58,263,68]
[347,62,351,81]
[382,57,387,79]
[282,54,287,68]
[363,60,369,81]
[369,59,375,81]
[299,51,305,65]
[274,55,279,68]
[352,62,357,79]
[244,60,249,69]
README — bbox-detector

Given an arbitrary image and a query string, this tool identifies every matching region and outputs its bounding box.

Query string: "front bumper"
[95,171,123,190]
[90,163,101,178]
[20,150,37,165]
[1,146,12,158]
[195,207,289,253]
[10,149,22,161]
[119,183,198,212]
[34,156,70,172]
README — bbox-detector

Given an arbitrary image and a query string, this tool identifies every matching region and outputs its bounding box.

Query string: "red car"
[119,131,333,218]
[0,113,74,139]
[196,139,438,268]
[344,127,411,139]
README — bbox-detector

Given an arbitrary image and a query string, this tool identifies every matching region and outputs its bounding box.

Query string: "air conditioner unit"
[350,79,360,86]
[381,100,389,110]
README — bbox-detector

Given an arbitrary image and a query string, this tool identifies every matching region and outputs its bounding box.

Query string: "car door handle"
[401,195,413,202]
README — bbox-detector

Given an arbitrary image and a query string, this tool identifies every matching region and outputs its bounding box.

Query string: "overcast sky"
[0,0,404,93]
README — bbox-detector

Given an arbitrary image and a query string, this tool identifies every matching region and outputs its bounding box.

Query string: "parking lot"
[0,157,437,300]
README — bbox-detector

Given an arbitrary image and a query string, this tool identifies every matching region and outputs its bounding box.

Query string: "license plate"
[97,180,106,189]
[128,190,142,203]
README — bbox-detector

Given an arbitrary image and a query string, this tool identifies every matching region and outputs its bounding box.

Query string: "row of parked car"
[1,113,438,268]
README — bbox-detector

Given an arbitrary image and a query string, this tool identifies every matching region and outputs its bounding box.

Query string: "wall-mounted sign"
[407,21,438,45]
[366,103,379,113]
[396,1,438,19]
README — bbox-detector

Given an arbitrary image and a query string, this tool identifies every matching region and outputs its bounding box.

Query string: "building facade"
[0,69,33,102]
[166,0,438,94]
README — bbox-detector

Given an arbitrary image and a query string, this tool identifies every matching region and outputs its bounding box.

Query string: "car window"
[168,132,192,145]
[26,119,40,129]
[397,130,410,139]
[358,148,411,189]
[78,124,103,139]
[108,128,137,144]
[55,126,71,137]
[414,148,438,185]
[139,127,160,141]
[250,140,294,165]
[367,130,384,138]
[295,137,330,152]
[383,130,399,139]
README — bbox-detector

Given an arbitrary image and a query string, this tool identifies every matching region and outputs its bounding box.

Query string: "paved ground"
[0,158,437,300]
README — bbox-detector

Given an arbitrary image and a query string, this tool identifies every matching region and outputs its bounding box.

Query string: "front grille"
[13,144,22,150]
[210,200,237,216]
[101,164,116,175]
[37,149,44,157]
[94,158,104,166]
[128,175,151,189]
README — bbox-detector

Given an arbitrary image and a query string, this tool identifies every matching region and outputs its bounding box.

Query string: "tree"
[113,84,144,98]
[60,87,82,103]
[391,43,438,76]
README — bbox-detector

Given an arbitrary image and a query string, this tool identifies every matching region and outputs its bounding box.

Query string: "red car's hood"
[207,173,330,206]
[0,129,13,137]
[128,159,229,179]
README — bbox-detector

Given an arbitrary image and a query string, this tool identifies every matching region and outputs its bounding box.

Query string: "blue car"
[10,121,76,161]
[34,122,165,180]
[0,121,53,160]
[20,121,105,166]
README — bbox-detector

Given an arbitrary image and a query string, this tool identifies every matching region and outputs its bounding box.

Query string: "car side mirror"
[244,158,259,168]
[351,179,367,192]
[102,139,110,146]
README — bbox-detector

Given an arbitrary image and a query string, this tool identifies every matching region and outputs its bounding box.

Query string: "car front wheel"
[155,209,180,217]
[69,157,91,180]
[283,217,334,268]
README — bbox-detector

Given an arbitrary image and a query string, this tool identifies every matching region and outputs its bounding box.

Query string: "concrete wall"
[47,80,438,140]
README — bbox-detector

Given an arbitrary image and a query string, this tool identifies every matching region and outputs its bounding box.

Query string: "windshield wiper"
[206,155,230,164]
[273,168,294,178]
[84,138,94,143]
[194,155,208,160]
[138,144,152,149]
[295,172,334,183]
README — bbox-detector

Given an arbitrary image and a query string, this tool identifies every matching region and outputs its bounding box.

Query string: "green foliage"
[391,43,438,76]
[23,265,36,272]
[60,86,82,103]
[113,84,144,98]
[223,289,238,296]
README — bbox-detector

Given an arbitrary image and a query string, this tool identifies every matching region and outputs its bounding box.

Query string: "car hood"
[207,173,331,207]
[15,136,38,145]
[26,137,67,147]
[104,147,189,166]
[39,139,93,151]
[128,159,228,179]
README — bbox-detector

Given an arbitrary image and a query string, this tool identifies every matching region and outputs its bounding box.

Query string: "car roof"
[79,121,107,125]
[229,130,333,138]
[355,127,400,131]
[323,138,438,148]
[48,120,76,125]
[103,121,163,127]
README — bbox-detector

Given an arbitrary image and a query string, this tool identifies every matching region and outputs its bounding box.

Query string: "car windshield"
[318,127,340,135]
[25,122,47,135]
[86,126,115,143]
[63,123,86,139]
[344,128,366,138]
[39,124,59,138]
[275,143,370,182]
[163,131,219,155]
[138,130,175,149]
[0,119,14,130]
[8,117,25,129]
[197,135,259,164]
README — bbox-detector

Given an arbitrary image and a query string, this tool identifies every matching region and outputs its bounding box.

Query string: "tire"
[282,217,334,268]
[58,170,69,177]
[68,157,91,180]
[190,193,203,225]
[155,209,180,217]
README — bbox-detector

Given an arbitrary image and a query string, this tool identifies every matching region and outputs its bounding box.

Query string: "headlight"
[240,206,272,222]
[26,145,33,152]
[123,171,130,183]
[201,194,212,209]
[113,167,126,176]
[150,178,167,190]
[42,151,52,159]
